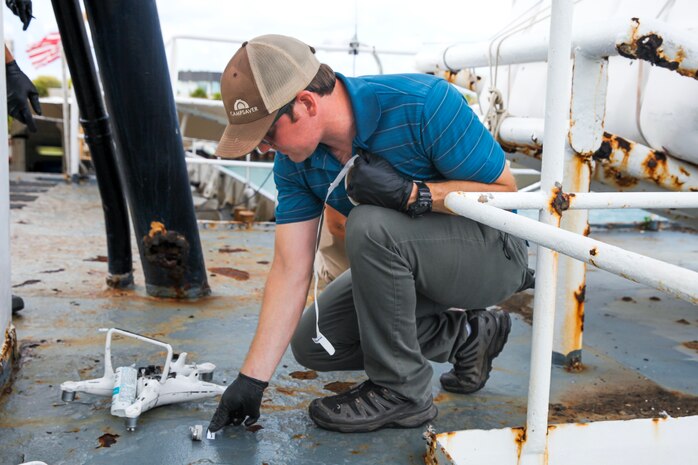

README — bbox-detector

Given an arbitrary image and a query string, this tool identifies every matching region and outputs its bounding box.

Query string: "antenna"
[350,0,359,75]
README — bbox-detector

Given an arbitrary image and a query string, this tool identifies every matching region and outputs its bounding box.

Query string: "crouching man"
[209,34,532,434]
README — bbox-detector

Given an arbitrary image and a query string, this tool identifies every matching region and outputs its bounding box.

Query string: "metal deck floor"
[1,174,697,465]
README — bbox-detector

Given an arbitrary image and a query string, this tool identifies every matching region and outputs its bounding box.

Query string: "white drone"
[60,328,225,432]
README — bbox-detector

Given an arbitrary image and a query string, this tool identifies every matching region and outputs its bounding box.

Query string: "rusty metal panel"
[429,416,698,465]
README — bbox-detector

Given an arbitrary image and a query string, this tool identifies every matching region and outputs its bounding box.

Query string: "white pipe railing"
[521,2,575,463]
[184,154,273,170]
[468,191,698,210]
[499,116,698,193]
[416,18,698,75]
[519,181,541,193]
[445,194,698,304]
[510,168,541,176]
[183,150,276,203]
[500,117,546,147]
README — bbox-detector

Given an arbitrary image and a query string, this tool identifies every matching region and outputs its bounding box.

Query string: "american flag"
[26,32,62,68]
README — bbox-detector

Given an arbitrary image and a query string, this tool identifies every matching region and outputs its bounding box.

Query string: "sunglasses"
[259,99,295,151]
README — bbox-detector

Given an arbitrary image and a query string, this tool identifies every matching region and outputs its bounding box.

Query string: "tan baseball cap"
[215,35,321,158]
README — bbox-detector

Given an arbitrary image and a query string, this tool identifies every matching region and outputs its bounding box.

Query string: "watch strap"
[407,181,432,218]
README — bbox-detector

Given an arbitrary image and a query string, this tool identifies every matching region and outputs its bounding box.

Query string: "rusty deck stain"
[290,370,319,380]
[323,381,355,394]
[219,247,248,254]
[682,341,698,353]
[96,433,119,448]
[208,267,250,280]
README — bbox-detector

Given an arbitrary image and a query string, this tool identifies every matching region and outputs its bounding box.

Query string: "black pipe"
[50,0,133,288]
[82,0,210,298]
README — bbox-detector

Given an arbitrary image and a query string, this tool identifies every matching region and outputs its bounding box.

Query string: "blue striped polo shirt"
[273,72,506,224]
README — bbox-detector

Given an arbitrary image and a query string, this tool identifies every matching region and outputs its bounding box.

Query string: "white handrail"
[416,17,698,76]
[459,191,698,210]
[445,194,698,303]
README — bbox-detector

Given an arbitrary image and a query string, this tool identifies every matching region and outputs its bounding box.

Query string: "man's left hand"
[208,373,268,432]
[346,150,413,211]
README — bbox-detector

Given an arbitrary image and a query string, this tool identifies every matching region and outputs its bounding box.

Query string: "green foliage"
[211,92,222,100]
[640,215,659,231]
[32,75,62,97]
[190,87,208,99]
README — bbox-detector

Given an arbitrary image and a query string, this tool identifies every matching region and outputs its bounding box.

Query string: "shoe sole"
[442,310,511,394]
[310,402,438,433]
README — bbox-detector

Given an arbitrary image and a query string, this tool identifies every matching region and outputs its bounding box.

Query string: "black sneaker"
[308,380,438,433]
[12,295,24,314]
[440,309,511,394]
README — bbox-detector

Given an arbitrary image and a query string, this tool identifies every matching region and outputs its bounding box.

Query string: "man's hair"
[287,63,336,121]
[306,63,336,95]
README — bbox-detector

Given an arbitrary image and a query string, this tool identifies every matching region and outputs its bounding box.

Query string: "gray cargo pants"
[291,205,530,403]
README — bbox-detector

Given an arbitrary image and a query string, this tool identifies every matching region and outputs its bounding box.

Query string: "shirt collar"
[336,73,381,150]
[310,144,342,172]
[309,73,381,171]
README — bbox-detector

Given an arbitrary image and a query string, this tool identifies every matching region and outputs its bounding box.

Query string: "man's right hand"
[208,373,268,432]
[6,0,33,30]
[6,60,41,132]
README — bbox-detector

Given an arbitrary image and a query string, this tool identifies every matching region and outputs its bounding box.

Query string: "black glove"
[208,373,268,432]
[6,0,33,30]
[346,150,413,211]
[6,60,41,133]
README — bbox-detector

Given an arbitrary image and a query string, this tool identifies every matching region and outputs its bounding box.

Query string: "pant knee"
[346,205,393,260]
[290,325,316,369]
[290,337,310,368]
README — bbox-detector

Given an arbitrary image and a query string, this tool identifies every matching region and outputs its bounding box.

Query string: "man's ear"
[296,91,318,117]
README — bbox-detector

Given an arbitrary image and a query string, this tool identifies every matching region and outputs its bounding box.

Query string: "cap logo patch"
[230,99,258,117]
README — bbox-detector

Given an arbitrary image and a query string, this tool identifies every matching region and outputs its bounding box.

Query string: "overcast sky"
[3,0,527,80]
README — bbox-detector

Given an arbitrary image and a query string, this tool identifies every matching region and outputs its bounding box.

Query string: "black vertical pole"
[82,0,210,298]
[51,0,133,288]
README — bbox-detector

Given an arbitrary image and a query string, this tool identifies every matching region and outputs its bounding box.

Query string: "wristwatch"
[406,181,432,218]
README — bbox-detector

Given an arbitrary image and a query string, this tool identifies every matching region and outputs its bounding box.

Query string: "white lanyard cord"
[311,154,359,356]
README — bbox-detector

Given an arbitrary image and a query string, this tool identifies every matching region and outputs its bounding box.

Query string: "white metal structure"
[0,5,14,386]
[69,87,80,179]
[420,1,698,360]
[419,1,698,464]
